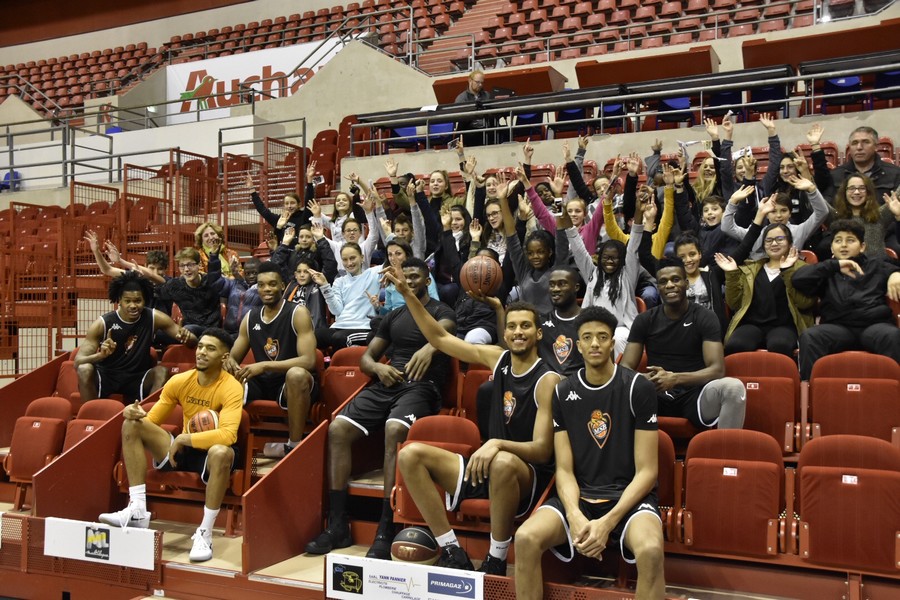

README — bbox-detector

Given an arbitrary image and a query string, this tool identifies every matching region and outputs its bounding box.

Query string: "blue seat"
[656,96,694,126]
[0,170,22,192]
[426,122,455,148]
[596,103,628,133]
[821,76,866,112]
[513,112,544,141]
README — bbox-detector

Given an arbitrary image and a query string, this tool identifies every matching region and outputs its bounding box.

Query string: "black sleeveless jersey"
[488,350,556,443]
[538,310,584,376]
[247,302,299,364]
[552,366,657,501]
[99,308,155,373]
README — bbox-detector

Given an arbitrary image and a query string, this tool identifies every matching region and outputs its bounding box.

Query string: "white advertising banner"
[326,553,485,600]
[44,517,157,571]
[165,39,347,125]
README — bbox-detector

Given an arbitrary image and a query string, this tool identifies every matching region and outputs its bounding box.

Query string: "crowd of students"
[82,116,900,595]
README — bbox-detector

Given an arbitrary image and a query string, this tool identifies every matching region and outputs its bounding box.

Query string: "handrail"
[352,61,900,150]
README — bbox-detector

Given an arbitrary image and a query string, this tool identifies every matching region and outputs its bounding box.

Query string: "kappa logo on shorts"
[503,391,516,424]
[264,337,279,359]
[587,409,611,449]
[553,335,573,364]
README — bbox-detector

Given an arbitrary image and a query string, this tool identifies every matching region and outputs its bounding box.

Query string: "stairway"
[416,0,509,75]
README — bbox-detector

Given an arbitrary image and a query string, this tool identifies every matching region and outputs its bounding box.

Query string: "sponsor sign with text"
[44,517,156,570]
[326,554,484,600]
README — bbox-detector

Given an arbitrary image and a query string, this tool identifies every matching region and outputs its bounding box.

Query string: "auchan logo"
[179,67,315,113]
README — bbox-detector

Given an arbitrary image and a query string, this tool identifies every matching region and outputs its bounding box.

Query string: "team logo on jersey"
[253,323,262,331]
[588,409,611,448]
[503,391,516,423]
[565,390,581,402]
[110,323,123,331]
[542,319,555,329]
[553,335,573,364]
[124,335,137,354]
[264,337,279,359]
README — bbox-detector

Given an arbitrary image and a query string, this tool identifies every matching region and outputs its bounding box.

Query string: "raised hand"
[282,225,296,246]
[469,217,483,240]
[792,153,812,180]
[562,141,573,163]
[522,138,534,162]
[759,112,776,136]
[729,184,756,205]
[306,159,317,182]
[98,329,116,359]
[650,139,663,153]
[806,123,824,146]
[556,206,573,230]
[84,230,100,253]
[741,155,758,179]
[515,163,531,188]
[310,221,325,241]
[721,115,734,140]
[380,217,392,238]
[883,191,900,219]
[464,155,478,179]
[780,246,799,269]
[714,252,738,272]
[550,165,566,197]
[704,117,719,140]
[345,172,361,185]
[757,193,777,217]
[626,152,642,176]
[244,173,255,190]
[384,157,399,178]
[787,174,815,192]
[517,194,534,222]
[440,208,452,230]
[361,192,375,214]
[609,155,623,181]
[578,135,590,150]
[308,268,328,286]
[307,198,322,218]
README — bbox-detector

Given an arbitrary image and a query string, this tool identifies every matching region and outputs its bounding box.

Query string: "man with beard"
[224,262,318,458]
[99,327,244,563]
[621,258,745,431]
[76,271,196,402]
[391,269,560,576]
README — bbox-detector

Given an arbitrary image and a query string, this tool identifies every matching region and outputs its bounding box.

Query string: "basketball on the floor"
[188,409,219,433]
[390,527,440,565]
[459,255,502,297]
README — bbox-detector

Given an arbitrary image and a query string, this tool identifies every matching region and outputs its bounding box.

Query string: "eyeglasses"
[764,236,787,245]
[178,262,198,269]
[846,185,867,192]
[486,211,502,218]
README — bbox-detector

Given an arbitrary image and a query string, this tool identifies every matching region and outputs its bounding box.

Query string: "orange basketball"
[188,409,219,433]
[459,255,502,297]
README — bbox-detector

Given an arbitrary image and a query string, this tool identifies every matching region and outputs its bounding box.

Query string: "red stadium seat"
[681,430,784,557]
[797,435,900,572]
[63,399,123,451]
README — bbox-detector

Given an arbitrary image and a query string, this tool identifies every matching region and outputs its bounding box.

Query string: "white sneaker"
[98,504,150,529]
[189,528,213,562]
[263,442,291,458]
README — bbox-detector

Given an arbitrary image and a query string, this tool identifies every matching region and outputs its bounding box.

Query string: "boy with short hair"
[791,219,900,379]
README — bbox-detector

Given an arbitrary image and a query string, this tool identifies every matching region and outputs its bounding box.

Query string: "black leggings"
[725,324,797,358]
[315,327,370,352]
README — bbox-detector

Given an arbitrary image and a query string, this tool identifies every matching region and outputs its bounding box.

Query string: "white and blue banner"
[326,553,485,600]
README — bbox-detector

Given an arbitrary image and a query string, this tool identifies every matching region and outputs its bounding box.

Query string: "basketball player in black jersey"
[389,269,561,576]
[514,307,664,600]
[224,262,318,458]
[76,272,196,402]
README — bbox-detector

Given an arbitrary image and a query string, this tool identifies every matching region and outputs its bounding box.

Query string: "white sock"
[489,535,511,561]
[200,506,219,532]
[128,484,147,513]
[287,439,299,449]
[435,530,460,549]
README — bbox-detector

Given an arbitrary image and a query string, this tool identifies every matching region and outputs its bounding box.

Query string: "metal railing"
[352,61,900,152]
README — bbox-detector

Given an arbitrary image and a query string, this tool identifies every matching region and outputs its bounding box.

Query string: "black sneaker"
[479,554,507,576]
[436,545,474,571]
[305,522,352,554]
[366,532,393,560]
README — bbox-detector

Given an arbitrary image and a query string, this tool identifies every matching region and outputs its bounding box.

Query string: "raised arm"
[385,269,503,369]
[758,113,781,195]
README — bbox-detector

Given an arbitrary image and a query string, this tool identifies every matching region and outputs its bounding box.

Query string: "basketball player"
[224,262,318,458]
[98,328,244,563]
[389,268,561,576]
[621,257,746,430]
[305,258,456,561]
[76,271,196,402]
[513,307,665,599]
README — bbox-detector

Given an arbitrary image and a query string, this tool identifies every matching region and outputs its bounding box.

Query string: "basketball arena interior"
[1,0,899,598]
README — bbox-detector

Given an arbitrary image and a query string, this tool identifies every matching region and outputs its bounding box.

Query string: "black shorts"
[446,455,552,519]
[153,435,239,484]
[658,387,706,428]
[336,380,441,435]
[539,492,660,564]
[244,374,319,409]
[97,367,153,402]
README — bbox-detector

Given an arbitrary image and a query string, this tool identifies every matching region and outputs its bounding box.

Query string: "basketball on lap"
[188,409,219,433]
[390,526,440,565]
[459,255,502,297]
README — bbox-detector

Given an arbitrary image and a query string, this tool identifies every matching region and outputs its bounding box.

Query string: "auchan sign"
[164,39,346,124]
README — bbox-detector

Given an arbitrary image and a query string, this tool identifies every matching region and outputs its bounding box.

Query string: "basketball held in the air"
[459,255,502,297]
[390,526,440,565]
[188,409,219,433]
